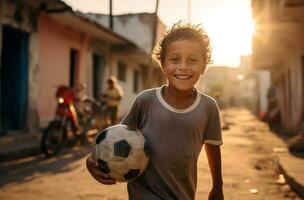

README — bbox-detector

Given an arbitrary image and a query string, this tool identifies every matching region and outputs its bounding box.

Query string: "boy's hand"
[86,155,116,185]
[208,186,224,200]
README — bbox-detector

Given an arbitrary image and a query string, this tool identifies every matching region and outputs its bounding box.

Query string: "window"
[117,61,127,82]
[133,70,139,93]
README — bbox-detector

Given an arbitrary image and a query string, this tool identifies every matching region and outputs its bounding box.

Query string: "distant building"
[198,57,258,114]
[197,66,232,105]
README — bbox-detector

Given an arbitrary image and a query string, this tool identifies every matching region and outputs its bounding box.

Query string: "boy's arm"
[205,144,224,200]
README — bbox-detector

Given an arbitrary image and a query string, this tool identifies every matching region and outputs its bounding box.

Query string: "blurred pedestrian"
[102,76,123,126]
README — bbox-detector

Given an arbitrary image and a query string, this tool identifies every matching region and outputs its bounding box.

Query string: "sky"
[63,0,254,67]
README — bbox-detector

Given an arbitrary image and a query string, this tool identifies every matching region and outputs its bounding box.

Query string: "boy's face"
[162,39,206,91]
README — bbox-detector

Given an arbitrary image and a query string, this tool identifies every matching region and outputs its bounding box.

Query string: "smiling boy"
[87,22,224,200]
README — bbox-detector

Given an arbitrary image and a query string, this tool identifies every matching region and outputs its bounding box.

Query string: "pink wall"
[37,15,91,126]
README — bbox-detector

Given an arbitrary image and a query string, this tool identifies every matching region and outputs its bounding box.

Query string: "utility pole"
[187,0,191,21]
[155,0,160,15]
[148,0,160,88]
[152,0,159,50]
[109,0,113,30]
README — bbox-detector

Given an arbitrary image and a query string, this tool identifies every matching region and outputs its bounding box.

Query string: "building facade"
[0,0,148,133]
[197,63,258,114]
[252,0,304,133]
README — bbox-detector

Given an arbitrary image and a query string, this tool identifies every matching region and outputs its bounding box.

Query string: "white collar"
[156,85,201,113]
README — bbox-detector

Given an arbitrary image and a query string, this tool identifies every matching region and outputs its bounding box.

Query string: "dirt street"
[0,108,301,200]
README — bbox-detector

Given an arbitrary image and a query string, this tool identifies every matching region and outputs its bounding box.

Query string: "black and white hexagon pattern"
[94,124,150,182]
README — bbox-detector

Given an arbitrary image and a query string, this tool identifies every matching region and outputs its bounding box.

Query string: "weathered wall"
[0,0,38,32]
[0,0,40,131]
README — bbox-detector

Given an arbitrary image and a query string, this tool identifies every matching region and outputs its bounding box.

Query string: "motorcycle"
[80,95,110,141]
[41,84,94,157]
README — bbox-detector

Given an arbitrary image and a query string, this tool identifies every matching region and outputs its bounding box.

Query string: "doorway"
[0,26,29,132]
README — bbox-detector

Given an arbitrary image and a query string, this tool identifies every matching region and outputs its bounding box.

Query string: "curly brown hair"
[152,21,212,67]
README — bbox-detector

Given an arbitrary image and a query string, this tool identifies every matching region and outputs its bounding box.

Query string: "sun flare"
[192,1,254,66]
[204,16,254,66]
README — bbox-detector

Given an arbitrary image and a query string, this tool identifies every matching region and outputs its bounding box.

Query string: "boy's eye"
[170,58,179,63]
[189,59,198,63]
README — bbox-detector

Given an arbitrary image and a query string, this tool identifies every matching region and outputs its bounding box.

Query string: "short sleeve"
[120,98,142,129]
[203,100,223,145]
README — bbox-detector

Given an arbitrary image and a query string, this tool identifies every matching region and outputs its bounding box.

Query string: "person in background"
[102,76,124,126]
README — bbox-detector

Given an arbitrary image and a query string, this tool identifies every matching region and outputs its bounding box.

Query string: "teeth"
[175,75,191,80]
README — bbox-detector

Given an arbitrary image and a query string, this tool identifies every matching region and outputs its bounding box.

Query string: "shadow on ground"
[0,145,92,187]
[290,151,304,159]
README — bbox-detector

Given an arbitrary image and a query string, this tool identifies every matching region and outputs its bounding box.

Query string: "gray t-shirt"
[121,86,222,200]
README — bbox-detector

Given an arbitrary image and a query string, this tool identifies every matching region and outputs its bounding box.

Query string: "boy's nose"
[178,61,188,70]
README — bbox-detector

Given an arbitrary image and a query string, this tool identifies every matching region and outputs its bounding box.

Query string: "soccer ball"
[93,124,150,182]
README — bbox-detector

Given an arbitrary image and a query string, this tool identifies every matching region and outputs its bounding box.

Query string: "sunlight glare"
[204,13,254,66]
[193,1,254,66]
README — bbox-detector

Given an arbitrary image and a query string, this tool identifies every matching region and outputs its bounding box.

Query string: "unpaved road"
[0,108,301,200]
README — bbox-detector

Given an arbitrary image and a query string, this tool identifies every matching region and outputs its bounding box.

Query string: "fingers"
[95,170,116,185]
[86,156,116,185]
[86,155,98,167]
[91,170,116,185]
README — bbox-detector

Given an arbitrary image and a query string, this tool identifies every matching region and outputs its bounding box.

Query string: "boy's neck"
[167,85,196,97]
[162,85,197,109]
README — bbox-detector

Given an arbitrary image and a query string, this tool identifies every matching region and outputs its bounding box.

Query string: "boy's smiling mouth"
[174,75,192,80]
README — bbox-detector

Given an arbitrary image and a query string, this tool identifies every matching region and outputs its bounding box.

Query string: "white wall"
[86,13,155,54]
[110,54,145,118]
[86,13,166,118]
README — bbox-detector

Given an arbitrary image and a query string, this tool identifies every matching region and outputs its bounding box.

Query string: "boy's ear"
[200,65,207,75]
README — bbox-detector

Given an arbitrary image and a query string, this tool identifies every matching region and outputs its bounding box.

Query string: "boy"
[87,22,224,200]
